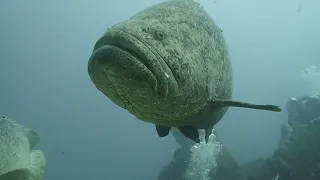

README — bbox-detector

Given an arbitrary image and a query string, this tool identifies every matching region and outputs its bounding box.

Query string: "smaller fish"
[272,173,279,180]
[296,3,302,12]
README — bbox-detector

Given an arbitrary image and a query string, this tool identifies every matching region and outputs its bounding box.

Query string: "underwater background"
[0,0,319,179]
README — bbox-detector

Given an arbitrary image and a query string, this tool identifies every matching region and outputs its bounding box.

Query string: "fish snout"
[88,44,159,109]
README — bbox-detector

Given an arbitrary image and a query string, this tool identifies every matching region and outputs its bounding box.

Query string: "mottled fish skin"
[88,0,231,128]
[0,116,46,180]
[0,116,31,175]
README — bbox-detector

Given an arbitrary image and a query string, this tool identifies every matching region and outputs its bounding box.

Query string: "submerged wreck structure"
[158,93,320,180]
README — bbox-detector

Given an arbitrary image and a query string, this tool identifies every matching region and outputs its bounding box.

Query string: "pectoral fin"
[24,128,40,150]
[211,99,282,112]
[155,125,171,137]
[204,126,214,143]
[28,150,46,180]
[178,126,200,143]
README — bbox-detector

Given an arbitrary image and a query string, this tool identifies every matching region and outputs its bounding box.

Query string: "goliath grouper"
[0,116,46,180]
[87,0,281,143]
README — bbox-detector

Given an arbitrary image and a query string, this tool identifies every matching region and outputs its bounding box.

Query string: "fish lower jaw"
[98,28,179,97]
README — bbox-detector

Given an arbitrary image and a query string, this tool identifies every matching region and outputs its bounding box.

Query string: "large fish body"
[0,116,46,180]
[88,0,280,142]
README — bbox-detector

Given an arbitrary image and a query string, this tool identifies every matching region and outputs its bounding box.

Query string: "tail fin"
[28,150,46,180]
[211,100,281,112]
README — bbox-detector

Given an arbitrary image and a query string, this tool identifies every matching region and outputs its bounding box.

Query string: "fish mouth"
[88,28,178,120]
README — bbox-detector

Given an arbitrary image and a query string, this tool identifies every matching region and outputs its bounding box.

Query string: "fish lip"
[88,28,164,119]
[89,31,146,75]
[92,30,146,70]
[89,28,182,124]
[93,28,174,97]
[96,29,156,85]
